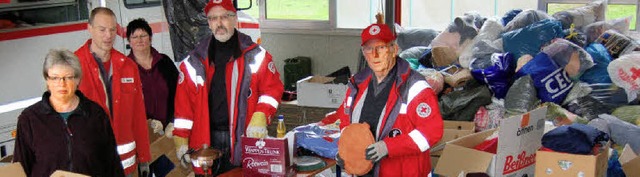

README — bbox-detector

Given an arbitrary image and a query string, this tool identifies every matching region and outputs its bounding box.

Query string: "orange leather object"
[338,123,375,175]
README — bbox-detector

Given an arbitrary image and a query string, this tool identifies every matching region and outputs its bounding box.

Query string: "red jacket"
[172,32,283,169]
[75,40,151,174]
[335,58,443,176]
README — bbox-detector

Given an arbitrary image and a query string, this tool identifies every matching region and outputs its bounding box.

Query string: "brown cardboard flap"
[620,144,640,177]
[307,76,336,84]
[535,146,609,177]
[443,121,475,130]
[435,142,494,177]
[50,170,90,177]
[0,163,27,177]
[150,136,175,162]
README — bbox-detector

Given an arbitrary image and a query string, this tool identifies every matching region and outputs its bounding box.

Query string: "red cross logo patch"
[416,103,431,118]
[369,25,381,35]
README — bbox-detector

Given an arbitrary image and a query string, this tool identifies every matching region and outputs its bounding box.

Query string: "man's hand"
[148,119,164,134]
[365,141,388,163]
[173,136,190,168]
[246,112,267,138]
[164,123,174,138]
[139,162,150,177]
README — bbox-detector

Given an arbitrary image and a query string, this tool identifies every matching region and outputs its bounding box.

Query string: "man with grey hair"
[74,7,151,177]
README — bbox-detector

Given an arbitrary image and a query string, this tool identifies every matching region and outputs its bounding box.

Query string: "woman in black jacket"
[126,18,179,137]
[13,49,124,177]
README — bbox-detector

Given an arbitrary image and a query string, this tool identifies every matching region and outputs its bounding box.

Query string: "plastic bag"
[580,43,613,84]
[583,16,632,44]
[563,27,587,47]
[542,38,594,80]
[470,53,514,99]
[395,27,439,51]
[474,98,506,132]
[588,114,640,154]
[596,29,640,58]
[504,75,539,116]
[438,81,492,121]
[562,82,592,106]
[502,19,564,60]
[501,9,522,26]
[417,68,444,94]
[430,13,481,55]
[459,18,504,68]
[504,9,551,32]
[399,46,429,60]
[611,106,640,125]
[515,52,574,104]
[607,53,640,102]
[292,124,340,159]
[542,102,586,126]
[566,95,612,120]
[552,0,607,29]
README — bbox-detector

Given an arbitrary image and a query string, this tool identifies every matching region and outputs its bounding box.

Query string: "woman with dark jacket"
[13,49,124,177]
[126,18,179,137]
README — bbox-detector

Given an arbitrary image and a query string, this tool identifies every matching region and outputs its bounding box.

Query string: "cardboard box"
[148,135,192,177]
[50,170,90,177]
[430,121,476,156]
[0,163,26,177]
[619,144,640,177]
[296,76,347,108]
[535,144,609,177]
[241,137,292,176]
[435,107,547,177]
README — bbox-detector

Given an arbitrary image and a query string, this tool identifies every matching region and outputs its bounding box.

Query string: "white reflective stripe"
[249,48,267,73]
[117,141,136,155]
[346,97,353,107]
[407,80,429,104]
[174,118,193,129]
[182,56,201,86]
[408,129,430,152]
[258,95,279,109]
[121,155,136,169]
[399,103,407,114]
[428,172,432,177]
[229,60,239,129]
[0,97,41,114]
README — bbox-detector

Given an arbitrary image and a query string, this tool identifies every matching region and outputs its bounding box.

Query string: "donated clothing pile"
[394,0,640,176]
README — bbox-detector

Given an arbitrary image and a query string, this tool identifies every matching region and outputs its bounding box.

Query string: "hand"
[365,141,388,163]
[164,123,174,138]
[335,153,344,167]
[148,119,164,134]
[139,162,150,177]
[246,112,267,138]
[173,136,190,168]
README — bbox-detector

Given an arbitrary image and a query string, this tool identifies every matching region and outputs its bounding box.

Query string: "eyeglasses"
[130,34,149,40]
[47,76,76,82]
[207,13,236,22]
[362,44,392,54]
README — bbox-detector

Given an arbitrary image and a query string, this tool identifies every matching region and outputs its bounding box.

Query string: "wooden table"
[218,157,336,177]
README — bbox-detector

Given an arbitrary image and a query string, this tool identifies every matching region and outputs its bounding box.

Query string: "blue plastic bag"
[502,19,564,60]
[293,124,340,159]
[470,53,515,99]
[515,52,574,104]
[580,43,613,84]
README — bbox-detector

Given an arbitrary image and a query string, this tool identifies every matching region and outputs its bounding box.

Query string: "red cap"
[360,24,395,46]
[204,0,236,15]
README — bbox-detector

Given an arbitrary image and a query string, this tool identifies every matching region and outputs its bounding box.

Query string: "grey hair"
[42,49,82,81]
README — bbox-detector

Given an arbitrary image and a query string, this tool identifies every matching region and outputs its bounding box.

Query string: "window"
[540,0,638,30]
[255,0,331,30]
[124,0,160,9]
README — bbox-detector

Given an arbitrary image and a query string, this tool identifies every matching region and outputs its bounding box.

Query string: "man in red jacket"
[333,23,444,176]
[74,7,151,177]
[171,0,283,176]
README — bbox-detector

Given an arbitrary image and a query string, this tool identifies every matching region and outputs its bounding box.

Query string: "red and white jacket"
[172,32,283,170]
[335,58,443,177]
[75,39,151,175]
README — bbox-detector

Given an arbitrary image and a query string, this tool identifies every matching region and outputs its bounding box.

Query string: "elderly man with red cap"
[171,0,283,176]
[332,23,444,176]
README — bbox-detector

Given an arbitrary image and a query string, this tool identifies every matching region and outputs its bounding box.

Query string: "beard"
[213,27,233,42]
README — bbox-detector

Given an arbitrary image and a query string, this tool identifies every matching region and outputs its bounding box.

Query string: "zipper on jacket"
[64,119,74,171]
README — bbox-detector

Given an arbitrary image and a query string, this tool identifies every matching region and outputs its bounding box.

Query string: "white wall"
[261,31,362,79]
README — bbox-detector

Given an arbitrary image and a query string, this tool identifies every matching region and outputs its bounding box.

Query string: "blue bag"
[293,124,340,159]
[502,19,564,60]
[580,43,613,84]
[470,53,515,99]
[515,52,573,104]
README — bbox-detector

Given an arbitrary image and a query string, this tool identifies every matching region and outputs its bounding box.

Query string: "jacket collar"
[192,30,258,63]
[37,91,89,117]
